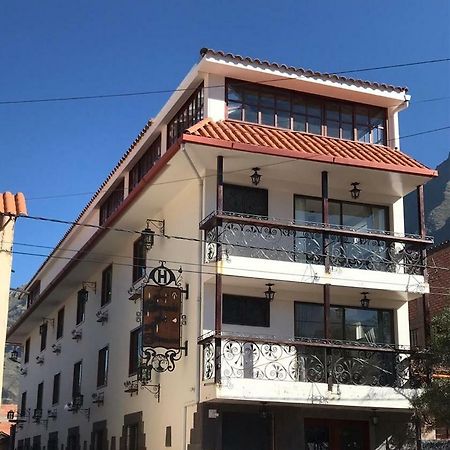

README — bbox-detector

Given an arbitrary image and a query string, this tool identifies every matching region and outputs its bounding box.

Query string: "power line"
[0,57,448,106]
[393,125,450,140]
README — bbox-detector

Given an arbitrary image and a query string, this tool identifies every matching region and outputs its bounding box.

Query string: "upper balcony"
[200,210,432,295]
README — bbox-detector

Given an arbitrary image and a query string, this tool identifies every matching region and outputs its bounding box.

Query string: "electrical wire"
[0,57,448,106]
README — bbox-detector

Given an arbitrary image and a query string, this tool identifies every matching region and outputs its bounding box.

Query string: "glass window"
[36,382,43,411]
[20,391,27,417]
[295,302,393,344]
[56,308,64,340]
[99,179,124,225]
[129,136,161,192]
[226,80,386,144]
[126,424,139,450]
[167,84,204,148]
[129,328,142,376]
[39,323,47,351]
[52,373,60,405]
[76,290,87,325]
[72,361,82,398]
[223,294,270,327]
[24,338,30,363]
[101,265,113,306]
[132,237,146,283]
[97,346,109,387]
[294,303,324,339]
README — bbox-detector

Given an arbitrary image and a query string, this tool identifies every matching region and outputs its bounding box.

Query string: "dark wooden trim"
[217,156,224,214]
[323,284,331,339]
[322,171,330,272]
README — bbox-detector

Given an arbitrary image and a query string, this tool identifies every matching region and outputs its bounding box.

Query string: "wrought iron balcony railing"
[200,211,433,275]
[199,333,428,389]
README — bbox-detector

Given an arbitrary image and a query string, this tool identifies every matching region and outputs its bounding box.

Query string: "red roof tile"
[200,48,408,93]
[184,119,436,177]
[0,192,27,216]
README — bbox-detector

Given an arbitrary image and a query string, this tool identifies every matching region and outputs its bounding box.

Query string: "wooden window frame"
[76,291,86,325]
[36,382,44,411]
[132,237,146,283]
[39,322,47,352]
[101,265,113,307]
[225,78,387,145]
[72,361,82,399]
[24,338,30,364]
[97,346,109,388]
[52,373,60,405]
[222,294,270,327]
[129,327,142,376]
[167,84,204,148]
[129,135,161,192]
[99,178,125,226]
[20,391,27,417]
[56,307,64,340]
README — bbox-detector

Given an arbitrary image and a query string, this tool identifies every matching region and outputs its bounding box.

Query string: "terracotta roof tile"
[200,48,408,93]
[0,192,27,216]
[184,119,436,177]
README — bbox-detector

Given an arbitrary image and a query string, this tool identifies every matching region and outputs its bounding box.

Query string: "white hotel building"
[7,49,437,450]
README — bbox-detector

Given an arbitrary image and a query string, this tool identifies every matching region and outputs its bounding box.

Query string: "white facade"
[7,50,435,450]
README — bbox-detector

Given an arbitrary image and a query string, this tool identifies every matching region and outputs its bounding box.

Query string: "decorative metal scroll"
[138,262,188,379]
[201,335,427,389]
[203,213,426,275]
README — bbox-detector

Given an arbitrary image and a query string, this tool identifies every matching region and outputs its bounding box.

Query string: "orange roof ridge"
[185,117,213,134]
[0,192,27,216]
[182,120,437,178]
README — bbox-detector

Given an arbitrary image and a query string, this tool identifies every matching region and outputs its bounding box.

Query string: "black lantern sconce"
[78,281,96,304]
[350,182,361,200]
[250,167,261,186]
[264,283,276,302]
[360,292,370,309]
[9,349,20,363]
[141,219,165,251]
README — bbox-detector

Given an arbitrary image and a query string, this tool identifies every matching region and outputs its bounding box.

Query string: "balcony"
[200,212,432,291]
[199,333,428,408]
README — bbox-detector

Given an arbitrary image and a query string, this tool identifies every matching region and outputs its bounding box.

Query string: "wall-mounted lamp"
[9,349,20,363]
[360,292,370,309]
[350,182,361,200]
[264,283,276,302]
[251,167,261,186]
[141,219,165,251]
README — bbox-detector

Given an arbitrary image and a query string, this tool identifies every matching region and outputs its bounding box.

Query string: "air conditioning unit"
[95,310,108,324]
[71,329,82,341]
[91,392,104,406]
[51,343,61,354]
[36,356,44,365]
[19,367,27,376]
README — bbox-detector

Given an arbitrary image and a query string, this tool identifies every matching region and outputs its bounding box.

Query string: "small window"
[20,391,27,417]
[101,265,113,306]
[52,373,60,405]
[72,361,82,398]
[97,346,109,387]
[39,323,47,352]
[56,308,64,340]
[222,294,270,327]
[410,329,419,348]
[132,238,146,283]
[99,179,125,225]
[24,338,30,363]
[27,280,41,308]
[129,328,142,376]
[76,290,87,325]
[129,136,161,192]
[36,382,44,411]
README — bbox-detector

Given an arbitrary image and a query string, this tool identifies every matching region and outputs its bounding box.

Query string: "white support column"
[396,301,411,347]
[204,73,225,121]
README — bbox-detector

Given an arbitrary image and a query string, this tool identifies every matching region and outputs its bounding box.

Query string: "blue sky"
[1,0,449,287]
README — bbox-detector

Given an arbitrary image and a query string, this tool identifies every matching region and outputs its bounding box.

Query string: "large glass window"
[56,307,64,340]
[295,302,394,344]
[223,294,270,327]
[132,237,146,283]
[97,346,109,387]
[129,135,161,192]
[226,79,387,145]
[72,361,82,399]
[99,179,124,225]
[52,373,60,405]
[167,84,204,148]
[101,265,113,306]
